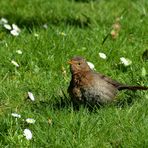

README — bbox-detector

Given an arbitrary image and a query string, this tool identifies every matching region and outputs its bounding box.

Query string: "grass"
[0,0,148,147]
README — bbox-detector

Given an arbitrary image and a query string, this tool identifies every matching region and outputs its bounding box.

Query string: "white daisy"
[87,61,95,70]
[11,60,19,67]
[26,118,36,124]
[10,30,19,36]
[23,129,32,140]
[12,24,21,32]
[11,113,21,118]
[16,50,22,54]
[10,24,21,36]
[120,57,132,66]
[43,24,48,29]
[28,92,35,101]
[0,18,8,24]
[3,24,11,30]
[99,52,107,59]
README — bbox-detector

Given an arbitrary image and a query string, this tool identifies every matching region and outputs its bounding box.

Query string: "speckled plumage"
[68,56,148,106]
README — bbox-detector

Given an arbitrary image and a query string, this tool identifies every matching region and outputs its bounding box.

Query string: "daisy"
[23,129,32,140]
[43,24,48,29]
[120,57,132,66]
[87,61,95,70]
[28,92,35,101]
[12,24,21,32]
[99,52,107,59]
[16,50,22,54]
[11,113,21,118]
[26,118,36,124]
[0,18,8,24]
[10,30,19,36]
[11,60,19,67]
[3,24,11,30]
[10,24,21,36]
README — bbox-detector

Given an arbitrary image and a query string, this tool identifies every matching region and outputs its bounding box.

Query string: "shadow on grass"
[0,13,91,29]
[30,92,140,114]
[115,91,141,108]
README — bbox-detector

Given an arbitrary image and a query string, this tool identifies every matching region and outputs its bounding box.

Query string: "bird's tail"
[118,85,148,91]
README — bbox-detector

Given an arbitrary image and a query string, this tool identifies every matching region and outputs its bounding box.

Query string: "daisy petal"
[3,24,11,30]
[28,92,35,101]
[0,18,8,24]
[12,24,21,32]
[10,30,19,36]
[11,60,19,67]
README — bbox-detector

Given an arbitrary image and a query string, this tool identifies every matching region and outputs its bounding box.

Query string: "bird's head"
[68,56,91,74]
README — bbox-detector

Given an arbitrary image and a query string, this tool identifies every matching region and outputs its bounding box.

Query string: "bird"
[68,56,148,107]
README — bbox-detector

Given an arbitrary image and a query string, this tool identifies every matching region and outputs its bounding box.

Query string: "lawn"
[0,0,148,147]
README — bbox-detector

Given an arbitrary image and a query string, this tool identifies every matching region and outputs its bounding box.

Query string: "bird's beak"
[68,60,74,65]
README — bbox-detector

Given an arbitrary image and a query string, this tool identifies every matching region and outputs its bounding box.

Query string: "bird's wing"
[95,72,123,88]
[95,72,148,91]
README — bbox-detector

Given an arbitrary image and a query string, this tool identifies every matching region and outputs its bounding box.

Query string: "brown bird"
[68,56,148,106]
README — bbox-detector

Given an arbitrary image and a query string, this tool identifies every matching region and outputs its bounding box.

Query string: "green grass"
[0,0,148,147]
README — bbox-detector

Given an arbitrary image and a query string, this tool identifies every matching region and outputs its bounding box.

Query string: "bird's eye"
[78,62,81,65]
